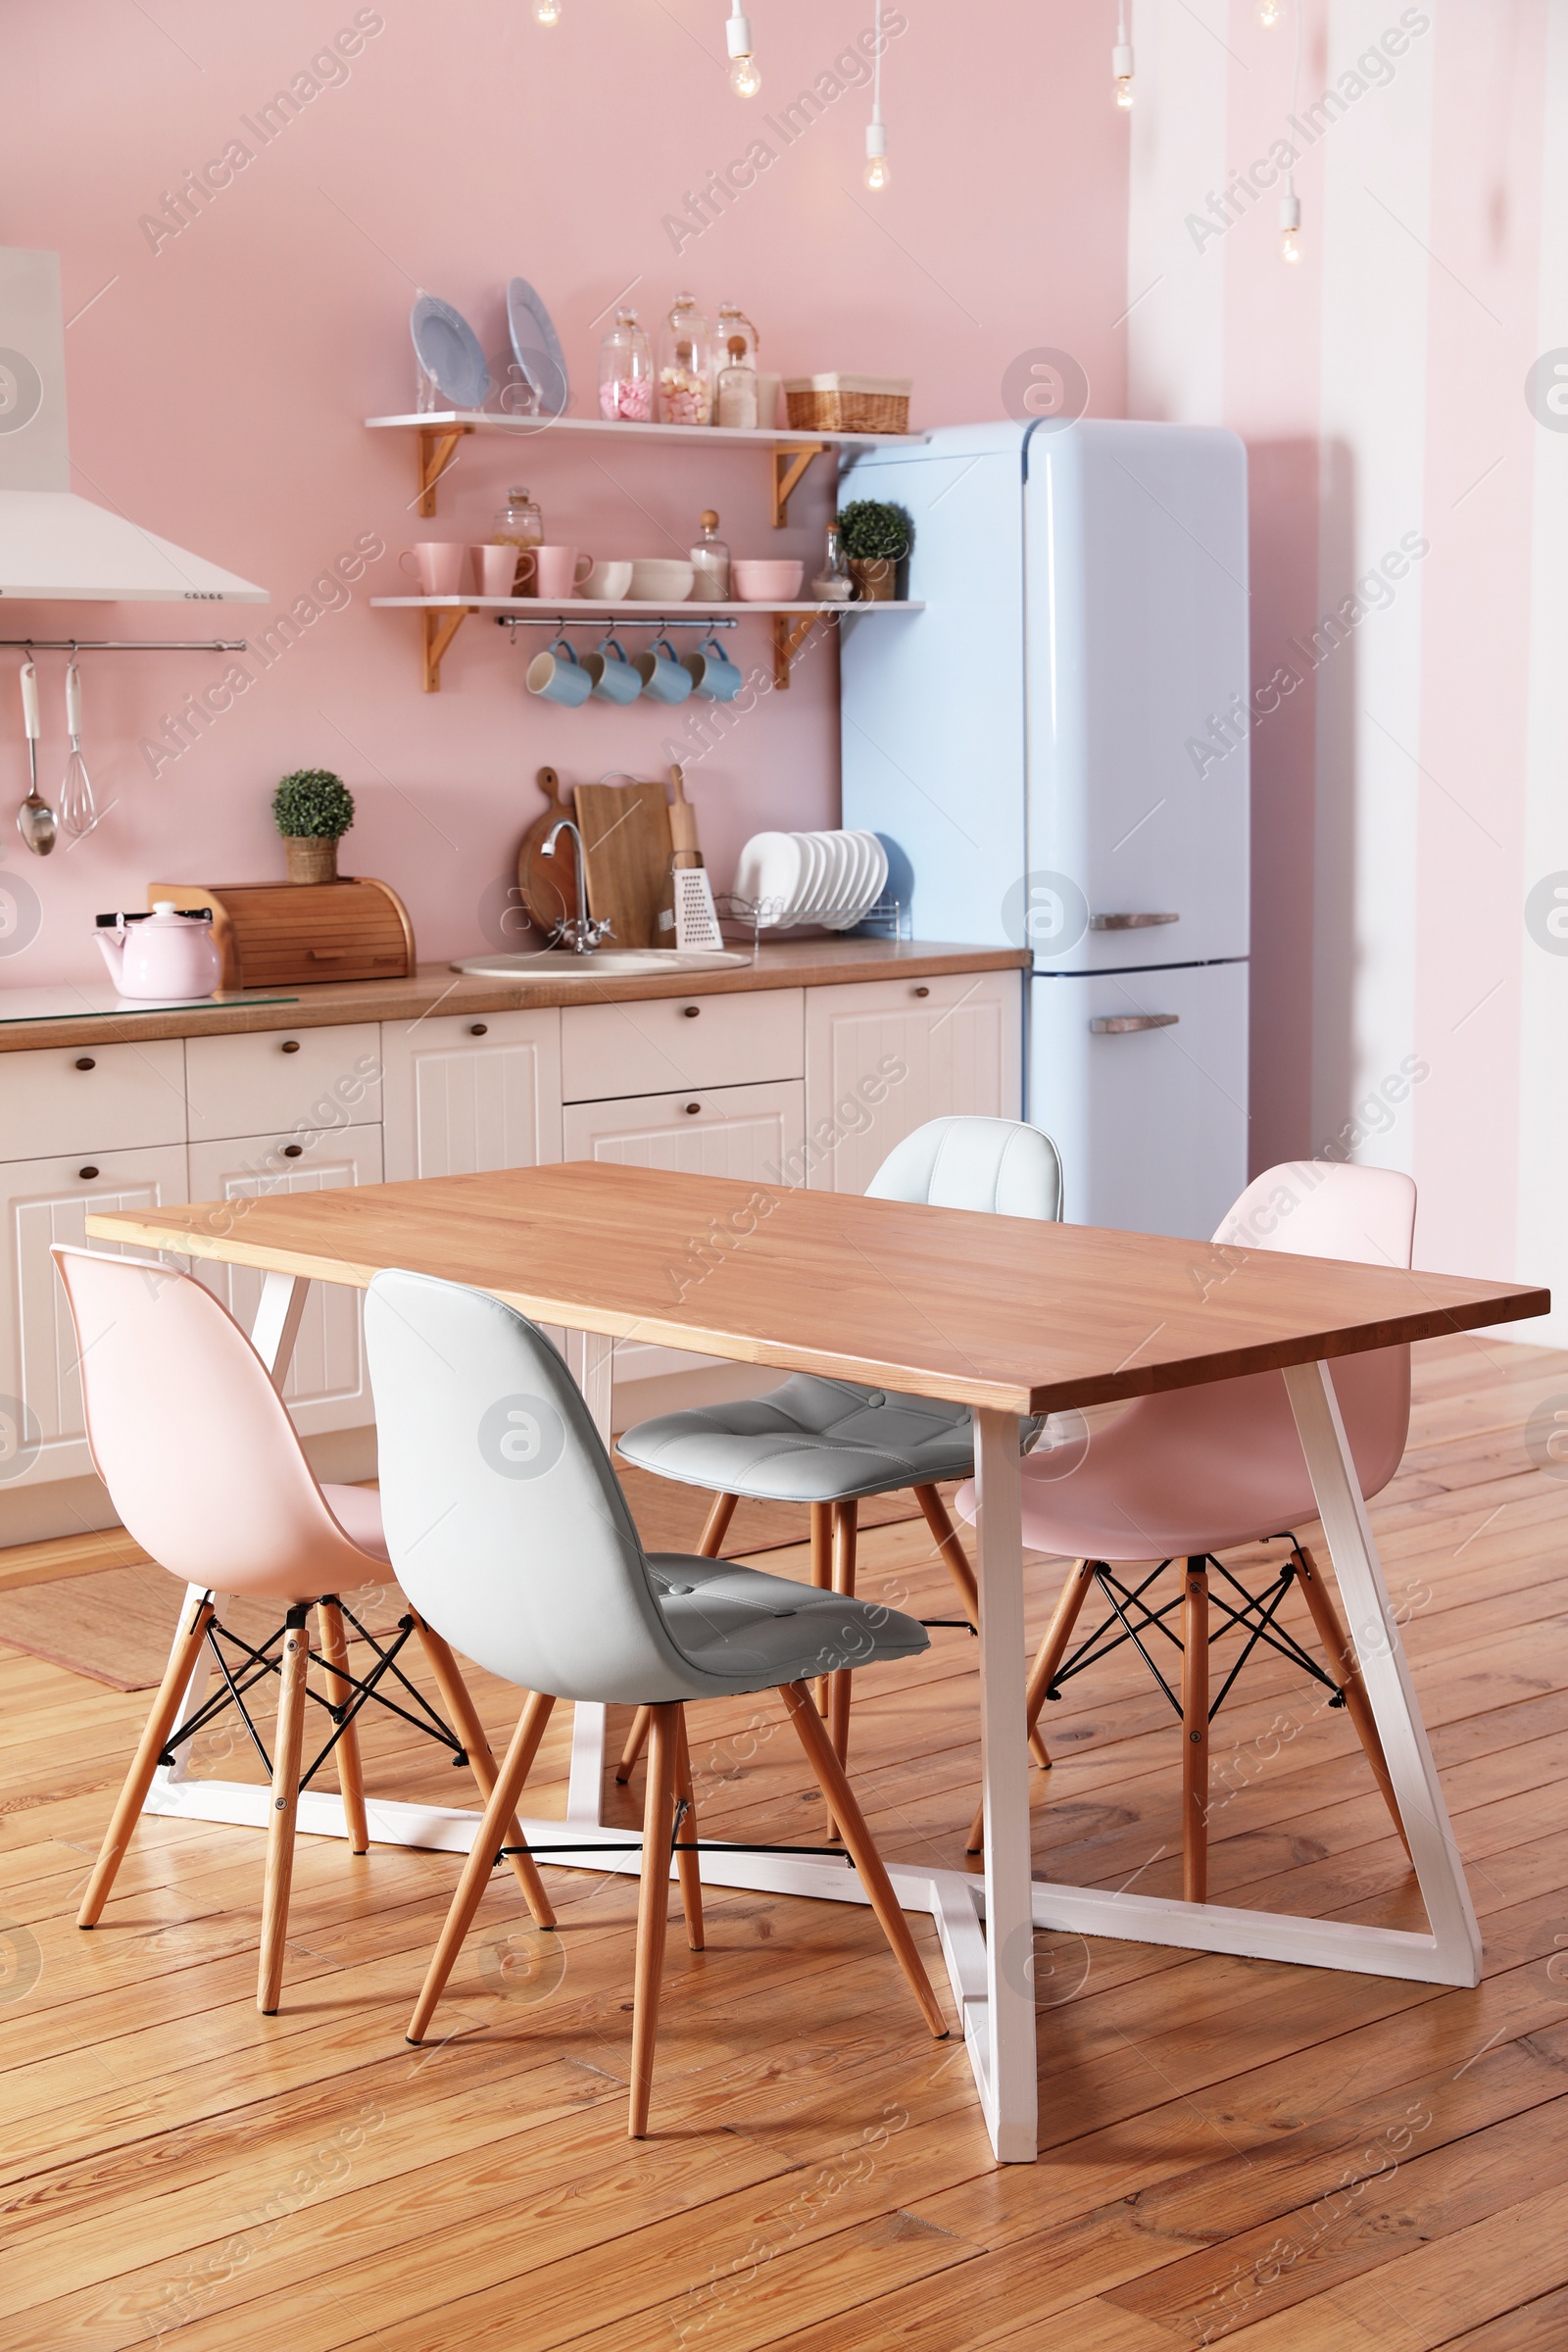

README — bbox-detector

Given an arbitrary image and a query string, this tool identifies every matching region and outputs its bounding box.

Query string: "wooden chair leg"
[673,1704,705,1950]
[615,1494,738,1785]
[810,1500,833,1713]
[964,1558,1097,1854]
[259,1605,312,2015]
[414,1617,557,1927]
[912,1482,980,1624]
[629,1702,680,2138]
[1294,1544,1411,1860]
[78,1592,214,1928]
[780,1682,948,2040]
[1182,1560,1209,1905]
[406,1690,557,2043]
[316,1599,369,1856]
[828,1498,858,1767]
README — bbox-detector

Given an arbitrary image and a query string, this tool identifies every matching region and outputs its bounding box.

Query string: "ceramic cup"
[531,545,594,600]
[400,543,466,596]
[526,638,593,706]
[584,635,642,705]
[470,544,523,597]
[584,560,635,601]
[683,636,744,702]
[634,636,695,705]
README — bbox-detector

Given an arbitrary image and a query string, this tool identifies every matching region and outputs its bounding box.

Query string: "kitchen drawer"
[562,988,804,1103]
[184,1023,381,1146]
[0,1038,186,1162]
[803,968,1022,1193]
[381,1008,563,1182]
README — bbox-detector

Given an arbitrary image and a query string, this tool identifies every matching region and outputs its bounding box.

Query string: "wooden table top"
[87,1163,1549,1416]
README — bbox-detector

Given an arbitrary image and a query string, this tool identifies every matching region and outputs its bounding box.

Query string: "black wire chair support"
[157,1601,469,1788]
[1042,1539,1346,1724]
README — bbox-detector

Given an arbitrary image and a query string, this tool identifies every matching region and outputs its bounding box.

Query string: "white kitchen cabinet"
[562,1078,807,1383]
[0,1036,186,1161]
[380,1008,563,1181]
[184,1023,380,1146]
[186,1126,383,1436]
[803,969,1022,1194]
[0,1145,190,1486]
[561,990,803,1103]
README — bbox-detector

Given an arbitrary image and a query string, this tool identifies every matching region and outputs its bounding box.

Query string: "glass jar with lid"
[658,293,711,426]
[714,301,760,428]
[494,486,543,595]
[599,308,653,421]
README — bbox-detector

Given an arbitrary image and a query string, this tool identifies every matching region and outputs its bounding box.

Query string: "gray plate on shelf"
[507,278,568,417]
[411,295,490,410]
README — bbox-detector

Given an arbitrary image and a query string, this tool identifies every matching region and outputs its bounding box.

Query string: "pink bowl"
[731,559,805,603]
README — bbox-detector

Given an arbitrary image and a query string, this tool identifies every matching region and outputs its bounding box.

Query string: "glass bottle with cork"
[494,487,543,595]
[714,300,760,429]
[690,512,730,599]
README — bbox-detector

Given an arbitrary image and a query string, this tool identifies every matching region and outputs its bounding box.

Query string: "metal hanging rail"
[0,638,249,653]
[497,614,739,634]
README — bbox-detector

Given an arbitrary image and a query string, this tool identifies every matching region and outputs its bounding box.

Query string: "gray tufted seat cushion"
[644,1550,927,1681]
[617,1373,976,1503]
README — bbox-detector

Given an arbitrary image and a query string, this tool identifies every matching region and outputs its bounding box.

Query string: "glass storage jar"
[599,309,654,421]
[658,293,711,426]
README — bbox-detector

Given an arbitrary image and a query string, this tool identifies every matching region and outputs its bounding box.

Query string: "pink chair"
[54,1248,554,2013]
[956,1163,1416,1894]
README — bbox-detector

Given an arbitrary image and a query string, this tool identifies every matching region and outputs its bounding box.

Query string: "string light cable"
[1280,2,1302,260]
[864,0,890,186]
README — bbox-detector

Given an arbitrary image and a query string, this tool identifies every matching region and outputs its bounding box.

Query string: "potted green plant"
[836,500,915,602]
[272,769,355,885]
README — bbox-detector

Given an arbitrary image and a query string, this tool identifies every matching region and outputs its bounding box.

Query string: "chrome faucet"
[541,819,614,956]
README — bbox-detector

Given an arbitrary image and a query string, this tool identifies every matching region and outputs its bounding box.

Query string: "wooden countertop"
[0,938,1027,1054]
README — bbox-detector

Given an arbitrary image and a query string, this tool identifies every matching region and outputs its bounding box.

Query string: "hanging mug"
[584,636,642,706]
[634,635,694,706]
[683,635,744,702]
[526,638,593,707]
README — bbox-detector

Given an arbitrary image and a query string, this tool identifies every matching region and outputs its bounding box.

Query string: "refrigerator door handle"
[1089,1012,1180,1034]
[1089,912,1180,931]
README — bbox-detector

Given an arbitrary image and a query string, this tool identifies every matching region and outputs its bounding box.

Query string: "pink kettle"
[95,902,221,1001]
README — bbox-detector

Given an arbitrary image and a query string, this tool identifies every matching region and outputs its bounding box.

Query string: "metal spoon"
[17,659,56,856]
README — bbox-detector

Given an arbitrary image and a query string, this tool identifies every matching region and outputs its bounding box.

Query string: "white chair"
[614,1116,1064,1788]
[54,1247,554,2014]
[364,1265,948,2138]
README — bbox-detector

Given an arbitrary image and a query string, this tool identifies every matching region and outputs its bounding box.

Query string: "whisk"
[59,656,97,838]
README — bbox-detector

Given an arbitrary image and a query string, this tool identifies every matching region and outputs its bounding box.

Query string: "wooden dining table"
[88,1161,1548,2163]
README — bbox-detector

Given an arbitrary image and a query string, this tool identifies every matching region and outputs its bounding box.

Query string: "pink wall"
[0,0,1129,987]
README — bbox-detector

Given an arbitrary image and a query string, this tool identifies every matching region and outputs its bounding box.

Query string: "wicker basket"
[783,374,912,435]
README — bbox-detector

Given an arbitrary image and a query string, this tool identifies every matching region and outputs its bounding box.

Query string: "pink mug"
[400,543,466,597]
[529,545,594,600]
[470,544,523,598]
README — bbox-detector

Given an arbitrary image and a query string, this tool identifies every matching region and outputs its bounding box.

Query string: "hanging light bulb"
[863,121,890,190]
[1113,3,1134,109]
[532,0,561,22]
[1256,0,1284,24]
[1279,186,1301,263]
[725,2,760,96]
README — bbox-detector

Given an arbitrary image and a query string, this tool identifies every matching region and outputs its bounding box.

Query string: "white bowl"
[628,559,694,602]
[584,560,634,600]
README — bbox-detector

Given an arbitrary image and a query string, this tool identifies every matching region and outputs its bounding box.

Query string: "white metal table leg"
[248,1270,310,1388]
[972,1406,1038,2161]
[1283,1358,1482,1984]
[564,1330,614,1826]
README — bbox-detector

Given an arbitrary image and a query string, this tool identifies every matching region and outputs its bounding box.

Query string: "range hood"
[0,249,265,603]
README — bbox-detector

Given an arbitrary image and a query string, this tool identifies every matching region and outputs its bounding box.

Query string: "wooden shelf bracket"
[771,610,823,690]
[771,441,825,528]
[417,424,473,517]
[423,607,473,693]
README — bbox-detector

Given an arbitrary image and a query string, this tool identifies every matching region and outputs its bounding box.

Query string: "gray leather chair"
[614,1116,1064,1784]
[364,1266,947,2139]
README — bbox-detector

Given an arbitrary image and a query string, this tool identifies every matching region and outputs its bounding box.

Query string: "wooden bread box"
[148,879,416,990]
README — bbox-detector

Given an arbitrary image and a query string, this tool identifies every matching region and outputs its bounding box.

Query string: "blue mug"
[682,636,744,702]
[584,635,641,706]
[634,636,694,706]
[526,638,592,707]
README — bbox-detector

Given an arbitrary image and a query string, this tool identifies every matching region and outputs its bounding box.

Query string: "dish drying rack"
[716,893,908,955]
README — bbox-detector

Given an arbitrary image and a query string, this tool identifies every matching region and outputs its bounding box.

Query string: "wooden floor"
[2,1332,1566,2349]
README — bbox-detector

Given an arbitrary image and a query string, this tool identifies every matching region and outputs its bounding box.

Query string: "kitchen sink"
[452,949,752,979]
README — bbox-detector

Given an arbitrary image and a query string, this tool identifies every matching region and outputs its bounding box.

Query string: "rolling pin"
[668,763,703,868]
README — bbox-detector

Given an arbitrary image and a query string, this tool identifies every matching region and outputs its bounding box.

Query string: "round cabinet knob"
[74,1056,95,1071]
[281,1143,304,1158]
[912,985,930,999]
[469,1023,488,1037]
[681,1004,700,1019]
[78,1165,99,1181]
[684,1102,702,1115]
[280,1039,301,1054]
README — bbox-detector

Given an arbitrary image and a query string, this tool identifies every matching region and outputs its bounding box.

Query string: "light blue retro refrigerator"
[840,417,1250,1241]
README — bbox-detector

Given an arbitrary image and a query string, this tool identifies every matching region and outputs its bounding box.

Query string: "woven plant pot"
[283,836,340,885]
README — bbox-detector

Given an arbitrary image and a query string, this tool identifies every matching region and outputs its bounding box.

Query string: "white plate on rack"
[412,295,490,410]
[823,831,867,928]
[795,832,829,921]
[733,832,803,927]
[508,278,569,416]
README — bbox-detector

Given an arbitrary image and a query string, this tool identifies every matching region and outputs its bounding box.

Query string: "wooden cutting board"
[573,779,673,950]
[515,766,577,937]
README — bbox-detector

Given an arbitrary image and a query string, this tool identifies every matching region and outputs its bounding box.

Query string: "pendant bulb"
[864,119,890,191]
[1279,187,1302,264]
[726,3,760,96]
